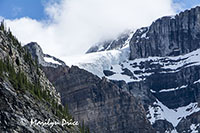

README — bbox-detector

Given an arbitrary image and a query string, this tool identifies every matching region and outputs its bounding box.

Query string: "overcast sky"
[0,0,200,58]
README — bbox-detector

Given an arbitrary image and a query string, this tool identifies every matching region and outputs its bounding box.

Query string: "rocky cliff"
[0,23,80,132]
[43,65,154,133]
[25,42,155,133]
[130,6,200,59]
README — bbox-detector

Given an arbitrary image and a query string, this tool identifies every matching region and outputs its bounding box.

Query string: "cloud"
[5,0,175,58]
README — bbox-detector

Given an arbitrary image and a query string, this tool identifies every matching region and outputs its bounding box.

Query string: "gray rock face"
[146,65,200,109]
[25,42,66,68]
[176,111,200,132]
[0,26,79,132]
[103,50,200,132]
[103,70,116,76]
[130,6,200,59]
[42,66,155,133]
[0,79,78,133]
[24,42,44,63]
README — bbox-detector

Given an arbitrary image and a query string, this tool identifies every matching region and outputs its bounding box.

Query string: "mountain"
[25,42,155,133]
[0,23,80,132]
[24,42,66,68]
[6,5,200,133]
[59,6,200,133]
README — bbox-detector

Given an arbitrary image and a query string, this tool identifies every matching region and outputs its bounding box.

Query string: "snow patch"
[194,79,200,84]
[190,124,199,133]
[159,85,188,93]
[147,100,200,127]
[44,57,62,65]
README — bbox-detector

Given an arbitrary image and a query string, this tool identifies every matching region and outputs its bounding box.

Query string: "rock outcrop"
[0,23,79,132]
[25,42,66,68]
[0,78,79,132]
[130,6,200,59]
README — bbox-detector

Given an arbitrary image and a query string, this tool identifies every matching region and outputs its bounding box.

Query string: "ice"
[62,32,133,78]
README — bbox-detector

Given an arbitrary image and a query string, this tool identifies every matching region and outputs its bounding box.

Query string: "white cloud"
[5,0,175,58]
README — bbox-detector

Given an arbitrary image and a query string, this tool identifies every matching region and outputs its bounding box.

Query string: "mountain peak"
[86,30,134,53]
[24,42,66,68]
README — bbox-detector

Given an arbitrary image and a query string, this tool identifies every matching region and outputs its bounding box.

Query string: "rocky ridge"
[25,42,66,68]
[0,23,80,132]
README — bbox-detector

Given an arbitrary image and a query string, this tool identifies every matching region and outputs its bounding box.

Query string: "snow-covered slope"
[103,48,200,83]
[63,45,129,77]
[147,100,200,127]
[63,31,134,77]
[63,38,200,84]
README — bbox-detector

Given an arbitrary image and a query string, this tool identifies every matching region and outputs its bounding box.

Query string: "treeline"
[0,57,72,121]
[0,57,90,132]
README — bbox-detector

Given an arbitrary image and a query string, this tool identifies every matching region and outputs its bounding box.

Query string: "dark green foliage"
[0,21,5,32]
[7,28,22,49]
[64,104,70,117]
[0,60,4,76]
[0,21,22,54]
[80,121,90,133]
[23,50,34,66]
[0,57,77,128]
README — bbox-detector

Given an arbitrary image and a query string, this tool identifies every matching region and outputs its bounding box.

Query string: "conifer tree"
[0,21,5,31]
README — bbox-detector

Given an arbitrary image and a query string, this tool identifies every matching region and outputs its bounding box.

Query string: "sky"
[0,0,200,58]
[0,0,44,20]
